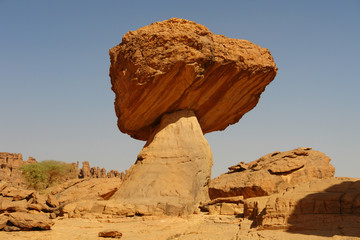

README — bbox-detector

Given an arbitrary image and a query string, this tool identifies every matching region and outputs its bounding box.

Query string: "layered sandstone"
[209,148,335,199]
[109,18,277,140]
[111,110,213,215]
[244,177,360,236]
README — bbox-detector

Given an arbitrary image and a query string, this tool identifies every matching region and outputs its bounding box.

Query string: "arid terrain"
[1,18,359,239]
[1,149,359,239]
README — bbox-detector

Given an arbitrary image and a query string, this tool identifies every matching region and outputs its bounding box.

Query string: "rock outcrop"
[0,153,124,190]
[209,148,335,199]
[0,182,55,231]
[111,110,213,215]
[0,212,54,231]
[109,18,277,141]
[79,161,124,179]
[52,178,121,205]
[0,153,37,188]
[109,18,277,215]
[244,177,360,237]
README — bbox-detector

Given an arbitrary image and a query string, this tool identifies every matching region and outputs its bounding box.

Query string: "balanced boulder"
[109,18,277,215]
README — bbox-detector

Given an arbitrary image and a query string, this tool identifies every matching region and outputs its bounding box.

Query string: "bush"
[20,160,76,191]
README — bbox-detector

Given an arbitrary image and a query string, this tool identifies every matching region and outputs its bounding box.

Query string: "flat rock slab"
[0,212,54,231]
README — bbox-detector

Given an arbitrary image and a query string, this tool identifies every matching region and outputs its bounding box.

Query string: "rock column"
[112,110,213,215]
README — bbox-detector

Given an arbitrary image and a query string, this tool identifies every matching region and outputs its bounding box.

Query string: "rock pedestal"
[109,18,277,216]
[111,110,213,215]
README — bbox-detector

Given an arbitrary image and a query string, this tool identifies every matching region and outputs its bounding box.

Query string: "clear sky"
[1,0,359,178]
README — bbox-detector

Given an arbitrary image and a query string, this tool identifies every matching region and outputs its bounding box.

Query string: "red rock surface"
[109,18,277,140]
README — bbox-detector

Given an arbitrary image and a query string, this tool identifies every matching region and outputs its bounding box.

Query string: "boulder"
[1,187,35,201]
[209,148,335,199]
[109,18,277,140]
[111,110,213,215]
[2,212,54,231]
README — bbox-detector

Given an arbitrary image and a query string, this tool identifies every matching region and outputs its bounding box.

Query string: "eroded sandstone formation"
[78,161,124,179]
[0,153,37,188]
[112,110,213,215]
[109,18,277,140]
[209,148,335,199]
[109,18,277,215]
[244,177,360,236]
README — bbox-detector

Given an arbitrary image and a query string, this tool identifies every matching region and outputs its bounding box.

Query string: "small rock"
[220,203,236,215]
[208,204,221,215]
[46,194,59,208]
[98,229,122,238]
[49,212,57,219]
[4,225,21,232]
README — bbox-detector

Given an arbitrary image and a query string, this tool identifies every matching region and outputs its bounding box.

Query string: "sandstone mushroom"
[109,18,277,215]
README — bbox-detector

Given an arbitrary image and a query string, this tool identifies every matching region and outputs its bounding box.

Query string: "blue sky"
[1,0,359,178]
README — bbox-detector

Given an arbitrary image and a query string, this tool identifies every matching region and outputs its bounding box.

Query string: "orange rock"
[245,177,360,236]
[209,148,335,199]
[0,152,36,188]
[109,18,277,140]
[6,212,54,230]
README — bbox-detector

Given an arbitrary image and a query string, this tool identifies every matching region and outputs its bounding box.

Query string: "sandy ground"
[0,214,359,240]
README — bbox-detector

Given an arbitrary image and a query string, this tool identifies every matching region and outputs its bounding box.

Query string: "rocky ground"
[1,148,360,239]
[0,215,358,240]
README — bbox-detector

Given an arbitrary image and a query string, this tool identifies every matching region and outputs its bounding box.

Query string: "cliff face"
[109,18,277,141]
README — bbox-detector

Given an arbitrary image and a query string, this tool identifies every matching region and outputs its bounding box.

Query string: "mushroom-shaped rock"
[110,18,277,141]
[109,18,277,215]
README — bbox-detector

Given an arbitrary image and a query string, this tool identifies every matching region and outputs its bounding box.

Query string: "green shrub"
[20,160,76,191]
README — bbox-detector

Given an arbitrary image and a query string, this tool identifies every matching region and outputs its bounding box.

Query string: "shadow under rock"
[286,180,360,238]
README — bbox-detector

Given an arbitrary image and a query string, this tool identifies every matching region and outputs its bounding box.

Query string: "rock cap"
[110,18,277,140]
